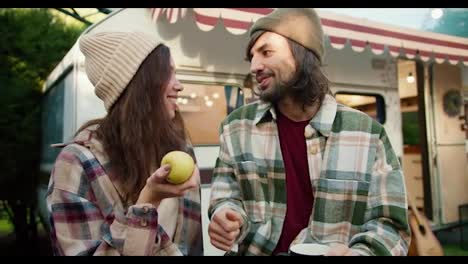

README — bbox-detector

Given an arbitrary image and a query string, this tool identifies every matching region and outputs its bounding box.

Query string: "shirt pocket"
[312,178,370,226]
[234,161,268,223]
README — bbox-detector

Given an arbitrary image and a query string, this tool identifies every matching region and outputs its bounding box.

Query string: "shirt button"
[142,206,149,213]
[141,219,148,227]
[304,126,314,139]
[309,146,318,155]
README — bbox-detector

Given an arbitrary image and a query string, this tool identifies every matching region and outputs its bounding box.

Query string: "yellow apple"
[161,151,195,184]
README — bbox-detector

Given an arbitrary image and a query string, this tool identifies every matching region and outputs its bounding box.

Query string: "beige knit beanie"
[79,31,161,111]
[249,8,325,62]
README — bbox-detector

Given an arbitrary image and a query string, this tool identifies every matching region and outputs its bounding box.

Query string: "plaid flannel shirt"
[209,94,410,256]
[46,126,203,256]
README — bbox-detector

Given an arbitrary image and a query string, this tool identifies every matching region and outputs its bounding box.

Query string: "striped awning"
[149,8,468,66]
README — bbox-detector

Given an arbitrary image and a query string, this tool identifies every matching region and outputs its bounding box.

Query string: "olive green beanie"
[249,8,325,62]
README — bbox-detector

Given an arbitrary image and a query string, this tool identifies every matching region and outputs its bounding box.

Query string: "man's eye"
[263,50,272,56]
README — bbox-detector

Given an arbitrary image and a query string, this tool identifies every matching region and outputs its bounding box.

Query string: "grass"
[0,218,13,235]
[442,244,468,256]
[0,218,47,236]
[0,206,13,235]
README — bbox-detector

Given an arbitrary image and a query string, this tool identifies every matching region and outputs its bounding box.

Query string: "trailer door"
[431,63,468,224]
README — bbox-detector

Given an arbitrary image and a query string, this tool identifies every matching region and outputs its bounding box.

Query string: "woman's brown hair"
[77,44,188,204]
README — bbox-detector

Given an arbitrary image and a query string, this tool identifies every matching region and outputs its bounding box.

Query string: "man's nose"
[250,56,264,75]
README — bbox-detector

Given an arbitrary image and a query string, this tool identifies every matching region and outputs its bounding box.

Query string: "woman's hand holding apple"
[136,163,199,208]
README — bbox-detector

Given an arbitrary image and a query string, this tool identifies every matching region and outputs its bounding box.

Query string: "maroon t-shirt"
[272,109,314,255]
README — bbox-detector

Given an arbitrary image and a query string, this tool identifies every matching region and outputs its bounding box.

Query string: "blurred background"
[0,8,105,256]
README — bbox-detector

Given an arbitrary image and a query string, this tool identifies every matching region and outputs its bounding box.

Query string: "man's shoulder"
[335,103,373,119]
[334,103,383,134]
[222,100,262,125]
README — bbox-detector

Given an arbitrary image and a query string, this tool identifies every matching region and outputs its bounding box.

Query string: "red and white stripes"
[148,8,468,66]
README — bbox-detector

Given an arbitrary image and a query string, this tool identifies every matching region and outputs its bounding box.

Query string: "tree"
[426,9,468,38]
[0,8,85,254]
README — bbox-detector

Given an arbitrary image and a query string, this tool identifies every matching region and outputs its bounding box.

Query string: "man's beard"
[256,78,289,104]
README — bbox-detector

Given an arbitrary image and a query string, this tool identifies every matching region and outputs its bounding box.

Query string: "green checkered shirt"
[209,94,410,256]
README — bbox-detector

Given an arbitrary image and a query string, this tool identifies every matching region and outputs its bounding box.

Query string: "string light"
[406,72,415,83]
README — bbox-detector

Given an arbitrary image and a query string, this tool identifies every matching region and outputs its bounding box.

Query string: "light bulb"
[407,73,415,84]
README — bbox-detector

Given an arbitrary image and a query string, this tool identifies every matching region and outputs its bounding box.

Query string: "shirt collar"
[309,94,337,137]
[74,124,107,160]
[254,94,337,137]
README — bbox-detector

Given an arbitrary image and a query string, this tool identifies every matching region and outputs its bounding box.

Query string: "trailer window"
[40,78,66,185]
[335,92,386,124]
[178,83,250,184]
[178,83,248,145]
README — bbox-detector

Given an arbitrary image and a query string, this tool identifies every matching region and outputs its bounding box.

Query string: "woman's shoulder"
[57,143,96,165]
[49,143,98,196]
[51,125,106,187]
[53,124,106,171]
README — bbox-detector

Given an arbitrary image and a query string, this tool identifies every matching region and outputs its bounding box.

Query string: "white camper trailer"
[40,8,468,255]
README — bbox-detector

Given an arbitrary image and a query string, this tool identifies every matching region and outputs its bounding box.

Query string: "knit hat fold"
[79,31,161,110]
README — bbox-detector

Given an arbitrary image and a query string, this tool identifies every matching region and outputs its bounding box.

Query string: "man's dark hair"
[286,37,332,109]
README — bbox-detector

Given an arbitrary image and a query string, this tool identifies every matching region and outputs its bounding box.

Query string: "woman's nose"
[174,79,183,92]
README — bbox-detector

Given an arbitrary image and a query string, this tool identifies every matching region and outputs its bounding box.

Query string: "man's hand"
[208,208,244,251]
[325,244,359,256]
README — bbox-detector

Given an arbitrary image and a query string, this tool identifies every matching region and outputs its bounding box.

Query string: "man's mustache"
[254,71,274,83]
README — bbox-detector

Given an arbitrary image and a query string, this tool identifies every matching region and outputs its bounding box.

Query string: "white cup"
[289,243,330,256]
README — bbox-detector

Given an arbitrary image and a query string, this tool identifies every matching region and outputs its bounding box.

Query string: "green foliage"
[402,111,420,145]
[442,244,468,256]
[0,8,85,202]
[0,218,13,234]
[0,206,14,234]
